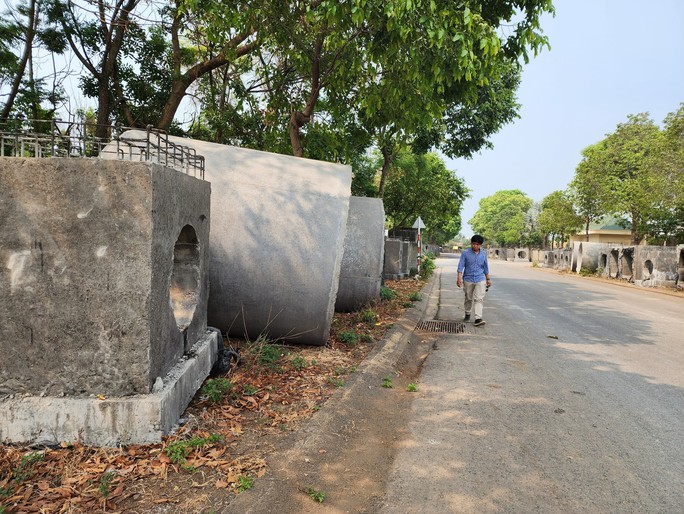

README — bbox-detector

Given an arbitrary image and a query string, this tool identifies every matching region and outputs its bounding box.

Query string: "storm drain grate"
[415,320,466,334]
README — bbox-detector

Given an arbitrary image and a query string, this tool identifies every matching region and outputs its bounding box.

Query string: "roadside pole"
[412,216,425,272]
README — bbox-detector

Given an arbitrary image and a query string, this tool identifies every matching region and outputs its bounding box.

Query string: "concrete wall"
[335,197,385,312]
[678,245,684,285]
[383,238,403,279]
[513,248,530,262]
[633,246,678,287]
[0,158,210,397]
[401,241,411,275]
[488,248,506,260]
[104,132,351,345]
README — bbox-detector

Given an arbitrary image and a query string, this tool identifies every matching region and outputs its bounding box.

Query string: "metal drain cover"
[415,320,466,334]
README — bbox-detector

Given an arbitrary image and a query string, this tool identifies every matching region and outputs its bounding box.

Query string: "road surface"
[380,255,684,513]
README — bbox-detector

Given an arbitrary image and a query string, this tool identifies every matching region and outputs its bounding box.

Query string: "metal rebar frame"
[0,118,205,180]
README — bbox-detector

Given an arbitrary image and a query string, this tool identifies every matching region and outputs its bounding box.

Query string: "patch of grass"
[403,301,414,308]
[339,330,360,346]
[360,308,378,324]
[380,286,397,300]
[408,292,421,302]
[13,451,43,483]
[382,374,393,388]
[201,377,233,403]
[236,475,254,493]
[406,383,418,392]
[242,384,258,396]
[579,266,594,276]
[291,356,309,371]
[164,434,222,470]
[327,377,345,388]
[360,334,374,344]
[531,260,539,268]
[248,335,287,372]
[99,470,116,499]
[307,487,326,503]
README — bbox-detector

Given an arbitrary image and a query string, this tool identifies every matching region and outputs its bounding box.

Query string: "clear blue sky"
[448,0,684,236]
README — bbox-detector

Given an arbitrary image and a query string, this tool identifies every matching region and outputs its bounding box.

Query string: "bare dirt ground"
[0,278,429,514]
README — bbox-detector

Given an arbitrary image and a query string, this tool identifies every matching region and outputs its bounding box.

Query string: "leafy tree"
[469,189,533,246]
[537,190,582,248]
[569,143,608,242]
[382,150,469,244]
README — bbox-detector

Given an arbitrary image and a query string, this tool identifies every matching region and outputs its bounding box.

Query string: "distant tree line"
[470,104,684,247]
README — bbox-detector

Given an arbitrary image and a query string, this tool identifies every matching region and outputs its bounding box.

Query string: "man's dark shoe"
[463,314,471,322]
[474,319,486,327]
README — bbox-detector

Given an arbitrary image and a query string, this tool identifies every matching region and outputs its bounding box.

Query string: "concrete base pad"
[0,331,219,446]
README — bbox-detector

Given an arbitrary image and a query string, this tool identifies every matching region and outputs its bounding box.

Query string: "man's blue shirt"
[457,248,489,283]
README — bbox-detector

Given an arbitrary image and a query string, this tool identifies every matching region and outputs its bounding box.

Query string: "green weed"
[164,434,222,469]
[291,356,309,371]
[339,330,360,346]
[327,377,345,388]
[236,475,254,493]
[406,383,418,392]
[242,384,258,396]
[380,286,397,300]
[307,487,326,503]
[201,377,233,403]
[361,308,378,324]
[382,374,393,388]
[99,470,116,499]
[408,292,421,302]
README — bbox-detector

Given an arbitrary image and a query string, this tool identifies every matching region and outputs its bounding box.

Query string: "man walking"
[456,235,492,327]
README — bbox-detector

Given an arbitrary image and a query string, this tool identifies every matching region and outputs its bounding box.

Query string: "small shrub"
[360,334,374,344]
[419,253,436,279]
[579,266,594,276]
[380,286,397,300]
[327,377,345,387]
[409,267,418,277]
[236,475,254,493]
[408,292,421,302]
[165,434,222,469]
[99,470,116,499]
[531,260,539,268]
[291,356,309,371]
[361,308,378,324]
[201,378,233,403]
[249,335,286,371]
[307,488,326,503]
[339,330,360,346]
[382,374,393,388]
[406,383,418,392]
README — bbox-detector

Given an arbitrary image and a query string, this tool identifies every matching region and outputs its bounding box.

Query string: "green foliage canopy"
[469,189,533,246]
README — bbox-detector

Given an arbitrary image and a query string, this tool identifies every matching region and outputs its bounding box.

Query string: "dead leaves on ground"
[0,279,423,513]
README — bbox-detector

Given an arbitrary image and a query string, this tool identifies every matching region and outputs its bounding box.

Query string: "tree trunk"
[584,219,590,242]
[0,0,37,120]
[287,37,324,157]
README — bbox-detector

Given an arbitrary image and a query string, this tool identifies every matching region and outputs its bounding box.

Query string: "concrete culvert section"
[0,158,216,445]
[335,197,385,312]
[104,132,351,345]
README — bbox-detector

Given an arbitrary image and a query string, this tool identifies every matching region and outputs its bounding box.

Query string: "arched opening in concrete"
[170,224,201,332]
[679,249,684,282]
[621,248,634,281]
[643,259,653,279]
[517,250,527,260]
[495,249,500,257]
[599,254,607,271]
[609,250,620,278]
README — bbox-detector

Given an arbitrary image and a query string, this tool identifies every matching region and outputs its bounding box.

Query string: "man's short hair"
[471,235,484,244]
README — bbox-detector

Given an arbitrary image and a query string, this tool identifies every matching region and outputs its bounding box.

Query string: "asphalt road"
[380,255,684,513]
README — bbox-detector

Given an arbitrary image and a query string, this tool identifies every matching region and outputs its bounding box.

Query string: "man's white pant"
[463,280,486,319]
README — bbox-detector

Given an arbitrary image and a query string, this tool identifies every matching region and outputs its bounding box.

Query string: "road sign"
[412,216,425,229]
